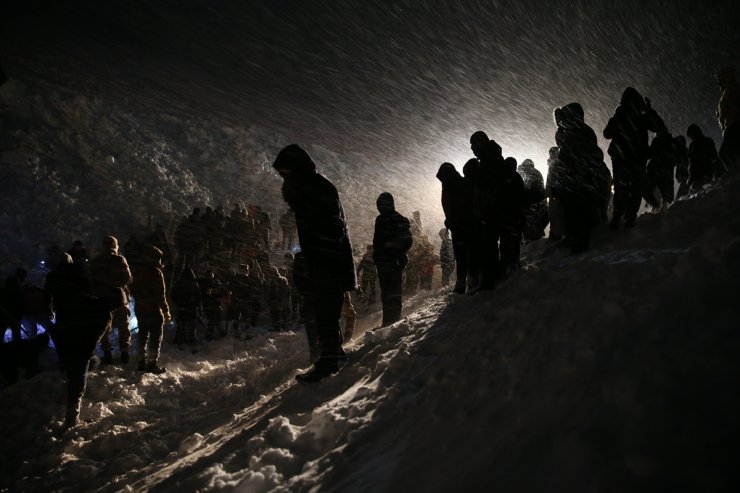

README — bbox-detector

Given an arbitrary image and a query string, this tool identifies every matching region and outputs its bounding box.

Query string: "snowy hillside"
[1,174,738,492]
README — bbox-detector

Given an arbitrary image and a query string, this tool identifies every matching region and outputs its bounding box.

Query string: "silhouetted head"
[521,159,535,168]
[549,147,559,159]
[436,162,460,183]
[562,102,584,123]
[717,67,737,88]
[439,228,448,239]
[376,192,395,214]
[687,123,703,140]
[366,244,373,253]
[141,245,164,265]
[504,156,517,172]
[273,144,317,178]
[413,211,421,224]
[620,87,645,109]
[463,158,479,178]
[102,235,119,253]
[674,135,687,147]
[470,131,490,158]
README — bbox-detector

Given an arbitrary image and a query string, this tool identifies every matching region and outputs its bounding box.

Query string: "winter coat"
[373,193,413,271]
[89,250,132,301]
[647,133,678,176]
[517,161,546,206]
[357,252,377,281]
[130,247,170,320]
[436,162,475,234]
[273,145,356,293]
[554,104,610,205]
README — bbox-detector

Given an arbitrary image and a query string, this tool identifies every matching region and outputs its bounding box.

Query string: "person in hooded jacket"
[171,269,202,348]
[273,144,356,383]
[45,253,125,429]
[687,123,720,192]
[356,245,378,304]
[716,67,739,170]
[498,157,526,278]
[436,161,474,293]
[373,192,413,327]
[553,102,610,253]
[131,245,171,373]
[462,158,483,292]
[545,147,565,240]
[603,87,666,229]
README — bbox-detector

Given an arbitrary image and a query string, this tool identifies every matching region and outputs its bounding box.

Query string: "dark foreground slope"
[322,176,740,493]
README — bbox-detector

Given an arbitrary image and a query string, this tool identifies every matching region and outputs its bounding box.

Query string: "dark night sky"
[2,0,739,177]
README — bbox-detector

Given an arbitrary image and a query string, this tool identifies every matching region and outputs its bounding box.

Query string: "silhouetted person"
[46,253,125,428]
[716,67,739,170]
[89,236,132,364]
[545,147,565,240]
[462,157,483,291]
[517,158,548,242]
[373,192,412,327]
[604,87,666,229]
[674,135,690,198]
[273,144,356,383]
[469,131,506,289]
[553,102,610,253]
[498,157,525,278]
[131,246,171,373]
[438,228,454,287]
[171,269,202,348]
[647,132,679,207]
[436,161,474,294]
[66,240,89,266]
[687,123,720,192]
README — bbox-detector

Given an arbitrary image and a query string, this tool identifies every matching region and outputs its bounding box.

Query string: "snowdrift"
[1,174,739,492]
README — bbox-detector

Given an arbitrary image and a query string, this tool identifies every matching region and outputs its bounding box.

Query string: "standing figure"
[603,87,666,229]
[687,123,720,192]
[646,132,678,208]
[341,291,357,343]
[436,162,473,293]
[517,159,548,242]
[553,102,610,253]
[131,246,171,373]
[273,144,356,383]
[716,67,739,170]
[438,228,454,287]
[545,147,565,240]
[674,136,690,198]
[46,253,125,428]
[373,192,413,327]
[90,236,133,364]
[171,269,202,349]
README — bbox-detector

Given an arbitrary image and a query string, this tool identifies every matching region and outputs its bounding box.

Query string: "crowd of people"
[1,67,738,424]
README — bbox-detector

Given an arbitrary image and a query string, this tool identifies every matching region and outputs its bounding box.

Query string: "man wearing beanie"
[272,144,356,383]
[90,235,133,364]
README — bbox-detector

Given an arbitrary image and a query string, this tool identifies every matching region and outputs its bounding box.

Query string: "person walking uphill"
[130,245,171,373]
[603,87,666,229]
[90,235,133,364]
[273,144,357,383]
[373,192,413,327]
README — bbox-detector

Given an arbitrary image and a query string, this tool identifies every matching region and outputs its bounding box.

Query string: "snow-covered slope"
[1,174,738,493]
